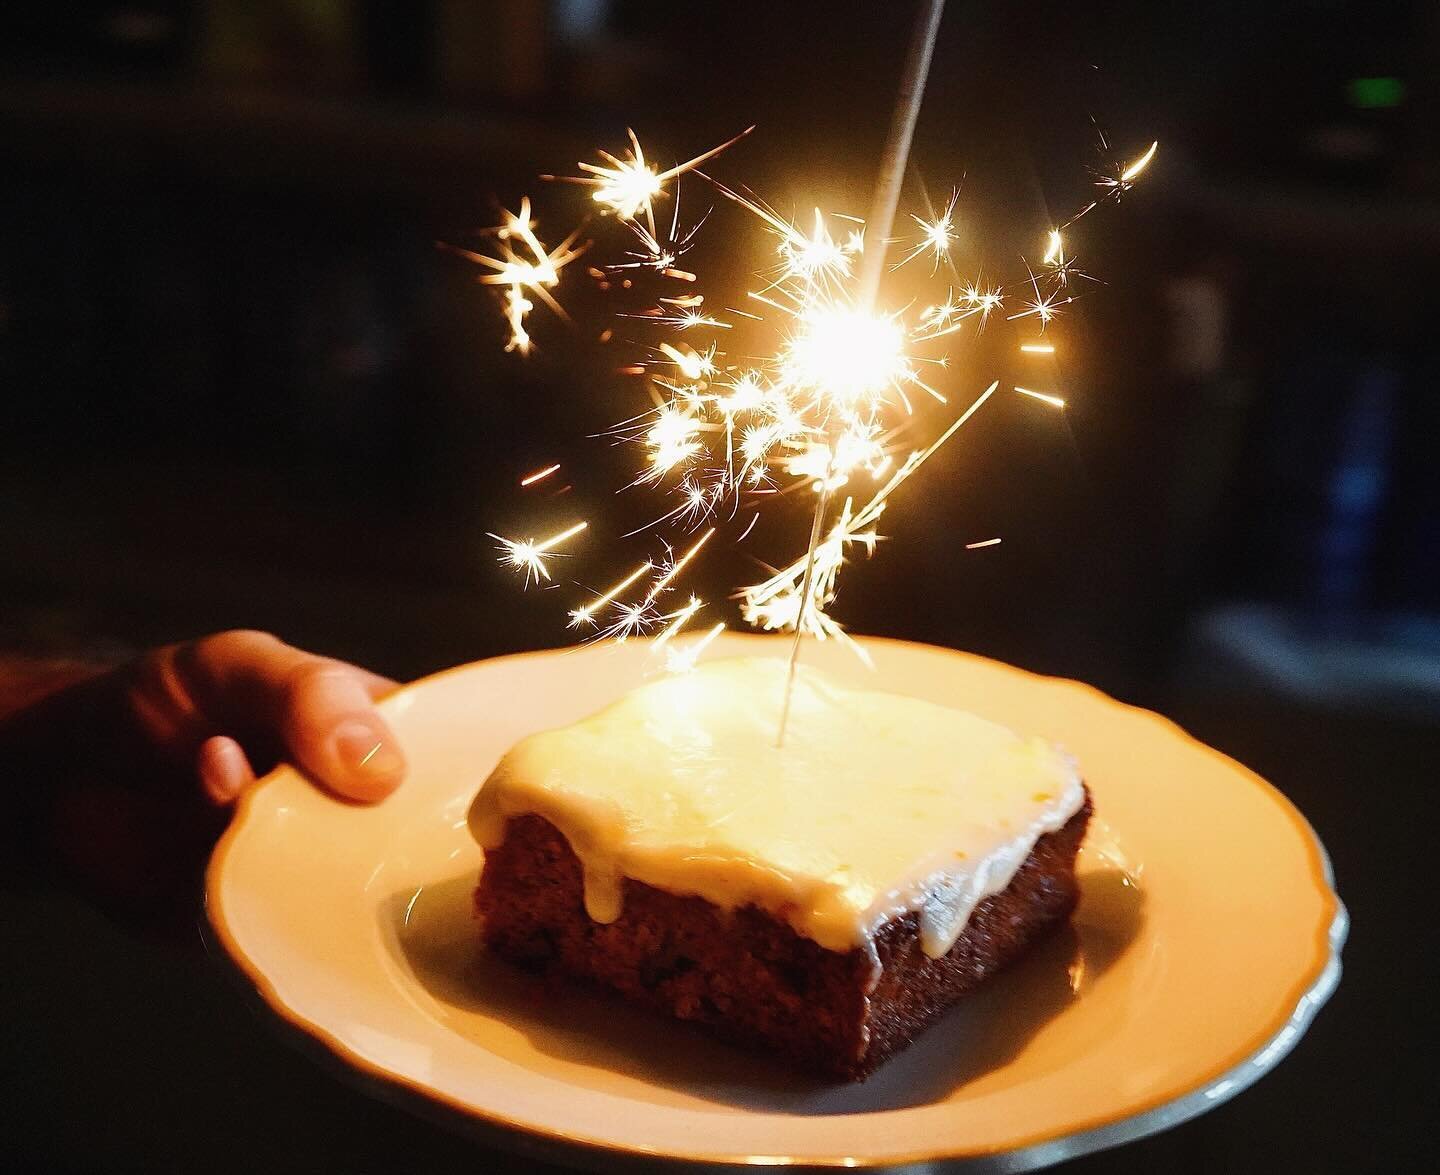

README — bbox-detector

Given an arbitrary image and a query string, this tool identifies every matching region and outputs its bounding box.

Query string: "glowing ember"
[546,126,753,235]
[488,521,588,587]
[1014,387,1066,409]
[1121,140,1160,184]
[663,621,728,674]
[441,197,587,354]
[898,189,960,272]
[520,463,562,487]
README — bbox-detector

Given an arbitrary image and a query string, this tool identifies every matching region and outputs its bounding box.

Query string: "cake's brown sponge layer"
[476,789,1091,1081]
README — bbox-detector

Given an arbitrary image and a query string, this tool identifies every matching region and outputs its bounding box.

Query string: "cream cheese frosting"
[468,657,1084,959]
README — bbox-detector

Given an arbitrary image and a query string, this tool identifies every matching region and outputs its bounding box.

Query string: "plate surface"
[206,635,1346,1171]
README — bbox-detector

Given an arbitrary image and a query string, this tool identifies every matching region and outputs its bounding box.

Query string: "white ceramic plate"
[206,635,1346,1172]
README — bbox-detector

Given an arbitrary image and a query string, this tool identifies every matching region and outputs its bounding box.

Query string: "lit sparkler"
[485,122,1148,674]
[478,6,1154,723]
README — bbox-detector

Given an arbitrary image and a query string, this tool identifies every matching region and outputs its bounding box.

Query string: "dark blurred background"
[4,0,1438,706]
[2,2,1435,1173]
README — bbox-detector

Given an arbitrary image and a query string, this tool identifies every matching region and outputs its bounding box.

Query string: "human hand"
[131,630,407,806]
[2,630,406,916]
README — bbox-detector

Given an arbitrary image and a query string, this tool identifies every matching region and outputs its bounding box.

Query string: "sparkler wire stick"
[777,0,948,746]
[775,473,835,743]
[856,0,949,309]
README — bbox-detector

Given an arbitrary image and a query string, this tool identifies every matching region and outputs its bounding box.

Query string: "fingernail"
[334,721,405,794]
[198,736,251,805]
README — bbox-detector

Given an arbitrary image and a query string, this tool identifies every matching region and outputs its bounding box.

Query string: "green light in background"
[1347,76,1405,109]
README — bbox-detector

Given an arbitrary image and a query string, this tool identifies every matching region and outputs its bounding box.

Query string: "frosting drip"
[468,658,1084,958]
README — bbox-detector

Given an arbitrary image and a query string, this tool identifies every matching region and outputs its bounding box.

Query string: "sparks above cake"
[470,658,1091,1079]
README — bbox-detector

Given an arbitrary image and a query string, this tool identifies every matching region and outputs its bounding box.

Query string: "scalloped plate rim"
[205,635,1346,1172]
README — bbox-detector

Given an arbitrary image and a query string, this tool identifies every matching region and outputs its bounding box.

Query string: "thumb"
[278,661,406,802]
[170,631,406,803]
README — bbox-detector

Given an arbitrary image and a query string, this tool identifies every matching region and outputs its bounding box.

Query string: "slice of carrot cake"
[469,658,1090,1079]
